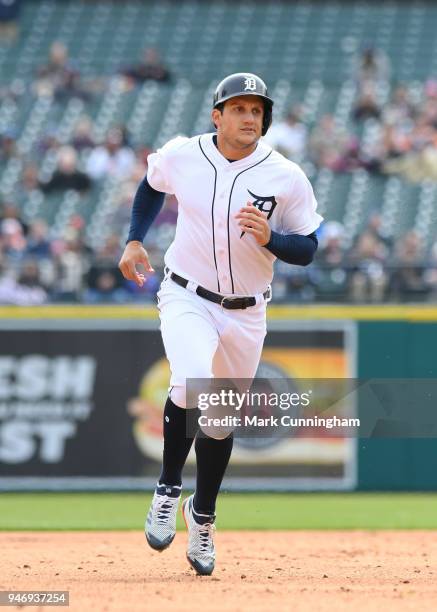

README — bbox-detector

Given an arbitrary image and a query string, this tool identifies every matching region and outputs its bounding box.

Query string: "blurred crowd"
[1,40,437,304]
[275,215,437,303]
[265,47,437,180]
[0,202,168,305]
[0,40,175,305]
[3,199,437,305]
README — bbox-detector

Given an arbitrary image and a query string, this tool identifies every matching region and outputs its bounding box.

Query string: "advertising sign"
[0,321,356,490]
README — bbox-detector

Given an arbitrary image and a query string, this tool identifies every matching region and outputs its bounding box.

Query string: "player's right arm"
[118,176,165,287]
[119,136,184,286]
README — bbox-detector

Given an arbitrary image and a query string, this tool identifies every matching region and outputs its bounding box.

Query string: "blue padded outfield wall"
[358,319,437,491]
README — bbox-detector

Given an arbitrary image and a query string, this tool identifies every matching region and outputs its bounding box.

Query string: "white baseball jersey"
[147,133,323,296]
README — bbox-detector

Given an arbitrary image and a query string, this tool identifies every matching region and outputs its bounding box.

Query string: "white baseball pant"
[157,275,267,409]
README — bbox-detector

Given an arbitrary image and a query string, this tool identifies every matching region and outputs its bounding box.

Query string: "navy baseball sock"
[159,397,199,487]
[193,433,234,517]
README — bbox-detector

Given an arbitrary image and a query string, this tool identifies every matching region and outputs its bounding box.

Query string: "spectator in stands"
[36,128,61,156]
[0,258,48,305]
[15,164,41,205]
[317,222,346,268]
[26,219,51,259]
[382,85,416,125]
[84,268,129,304]
[51,234,90,302]
[0,218,27,270]
[0,0,21,43]
[383,130,437,183]
[364,213,392,249]
[313,222,348,300]
[309,114,354,171]
[71,116,96,151]
[86,127,136,181]
[381,123,412,161]
[96,233,123,262]
[348,231,388,302]
[120,47,171,86]
[40,146,92,193]
[36,41,70,88]
[35,41,88,101]
[390,231,430,301]
[272,260,316,303]
[353,86,381,122]
[83,268,129,304]
[25,219,55,289]
[355,46,391,89]
[0,129,18,161]
[263,107,307,161]
[376,81,437,181]
[0,202,28,235]
[83,234,128,303]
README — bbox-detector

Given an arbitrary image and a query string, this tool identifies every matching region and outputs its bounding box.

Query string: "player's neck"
[215,133,258,161]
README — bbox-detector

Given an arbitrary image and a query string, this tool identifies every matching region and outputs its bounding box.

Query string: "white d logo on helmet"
[243,77,257,91]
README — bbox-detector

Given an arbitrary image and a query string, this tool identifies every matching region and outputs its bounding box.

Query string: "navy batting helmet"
[213,72,273,136]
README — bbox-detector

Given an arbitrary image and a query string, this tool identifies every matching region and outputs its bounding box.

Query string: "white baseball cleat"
[181,494,216,576]
[145,483,182,551]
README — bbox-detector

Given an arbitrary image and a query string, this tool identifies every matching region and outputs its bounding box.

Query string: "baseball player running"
[119,73,323,576]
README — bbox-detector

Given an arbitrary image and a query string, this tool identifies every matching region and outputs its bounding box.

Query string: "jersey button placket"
[216,223,229,290]
[215,172,231,294]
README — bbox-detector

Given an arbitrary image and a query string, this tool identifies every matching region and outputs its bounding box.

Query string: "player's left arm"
[263,229,318,265]
[235,203,318,265]
[237,165,323,265]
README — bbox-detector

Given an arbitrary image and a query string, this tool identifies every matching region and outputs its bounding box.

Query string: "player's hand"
[118,241,154,288]
[235,201,271,246]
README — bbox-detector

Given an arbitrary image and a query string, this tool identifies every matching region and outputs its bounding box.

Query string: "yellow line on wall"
[1,304,437,321]
[268,305,437,321]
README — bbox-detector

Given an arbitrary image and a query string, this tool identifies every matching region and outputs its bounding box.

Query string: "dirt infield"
[2,531,437,611]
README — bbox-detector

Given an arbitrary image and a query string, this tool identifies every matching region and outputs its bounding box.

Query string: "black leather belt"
[168,271,269,310]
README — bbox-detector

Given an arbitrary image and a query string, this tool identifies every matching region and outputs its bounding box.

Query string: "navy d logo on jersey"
[240,189,278,238]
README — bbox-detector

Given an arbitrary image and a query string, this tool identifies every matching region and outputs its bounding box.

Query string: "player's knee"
[170,385,188,408]
[170,384,209,409]
[170,365,214,408]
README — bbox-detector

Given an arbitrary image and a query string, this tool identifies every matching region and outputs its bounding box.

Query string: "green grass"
[1,493,437,530]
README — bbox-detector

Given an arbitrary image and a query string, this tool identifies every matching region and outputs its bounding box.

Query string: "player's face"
[213,95,264,152]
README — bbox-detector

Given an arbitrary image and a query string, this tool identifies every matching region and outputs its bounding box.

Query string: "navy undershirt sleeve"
[126,176,166,243]
[264,231,318,265]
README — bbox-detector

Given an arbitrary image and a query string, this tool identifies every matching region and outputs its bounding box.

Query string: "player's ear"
[211,108,222,130]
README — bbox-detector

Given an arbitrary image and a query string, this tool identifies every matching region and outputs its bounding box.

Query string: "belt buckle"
[220,296,239,309]
[221,296,245,310]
